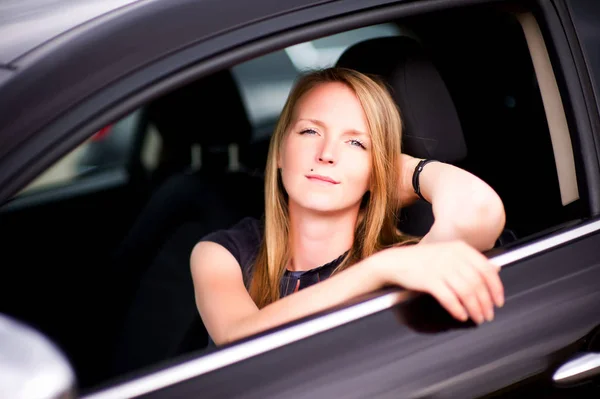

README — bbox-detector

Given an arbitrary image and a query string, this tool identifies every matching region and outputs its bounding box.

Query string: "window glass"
[15,109,157,196]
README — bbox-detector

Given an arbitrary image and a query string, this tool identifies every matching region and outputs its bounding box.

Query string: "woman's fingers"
[444,271,485,324]
[463,246,504,307]
[463,246,505,308]
[427,280,468,322]
[387,241,505,325]
[457,262,495,322]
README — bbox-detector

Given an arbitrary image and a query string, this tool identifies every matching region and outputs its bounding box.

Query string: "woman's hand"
[370,241,504,324]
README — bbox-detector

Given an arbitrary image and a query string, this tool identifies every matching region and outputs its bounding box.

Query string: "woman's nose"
[317,140,336,164]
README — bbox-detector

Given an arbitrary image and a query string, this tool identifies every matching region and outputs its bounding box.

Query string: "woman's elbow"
[211,333,229,347]
[480,195,506,249]
[455,190,506,250]
[212,324,247,347]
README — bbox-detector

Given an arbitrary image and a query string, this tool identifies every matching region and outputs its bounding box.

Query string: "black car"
[1,0,600,398]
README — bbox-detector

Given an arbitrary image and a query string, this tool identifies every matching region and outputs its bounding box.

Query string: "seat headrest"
[147,69,252,148]
[336,36,467,163]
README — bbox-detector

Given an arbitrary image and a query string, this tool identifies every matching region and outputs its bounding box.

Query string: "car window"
[15,109,160,196]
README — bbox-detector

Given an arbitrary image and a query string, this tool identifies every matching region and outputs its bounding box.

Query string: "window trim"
[518,11,579,206]
[536,0,600,215]
[1,169,129,212]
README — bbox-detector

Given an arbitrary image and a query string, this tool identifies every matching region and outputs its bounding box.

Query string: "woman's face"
[279,82,372,213]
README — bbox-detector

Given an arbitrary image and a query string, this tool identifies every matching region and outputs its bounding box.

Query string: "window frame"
[536,0,600,215]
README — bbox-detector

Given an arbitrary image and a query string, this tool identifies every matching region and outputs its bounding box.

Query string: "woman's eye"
[349,139,366,149]
[300,128,318,135]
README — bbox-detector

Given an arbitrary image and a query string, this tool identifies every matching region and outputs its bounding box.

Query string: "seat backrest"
[113,68,258,282]
[335,36,468,236]
[108,69,263,378]
[146,69,253,180]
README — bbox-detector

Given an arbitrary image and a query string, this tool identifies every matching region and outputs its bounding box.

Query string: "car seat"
[108,69,265,378]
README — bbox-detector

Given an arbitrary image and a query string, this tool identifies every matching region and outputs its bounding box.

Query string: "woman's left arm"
[399,154,506,251]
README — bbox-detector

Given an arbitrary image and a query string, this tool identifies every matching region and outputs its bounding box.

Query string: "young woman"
[191,67,506,347]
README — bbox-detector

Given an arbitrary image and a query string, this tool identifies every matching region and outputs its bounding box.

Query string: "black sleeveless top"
[199,217,349,346]
[200,216,349,298]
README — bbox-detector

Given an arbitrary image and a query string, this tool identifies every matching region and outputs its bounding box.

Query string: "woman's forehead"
[292,83,369,132]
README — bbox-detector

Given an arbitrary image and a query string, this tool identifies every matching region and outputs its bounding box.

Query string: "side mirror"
[0,313,77,399]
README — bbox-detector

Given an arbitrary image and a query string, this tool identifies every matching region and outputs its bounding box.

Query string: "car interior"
[0,4,590,393]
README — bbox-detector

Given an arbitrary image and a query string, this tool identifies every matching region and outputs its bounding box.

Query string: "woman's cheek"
[284,138,311,172]
[346,156,371,188]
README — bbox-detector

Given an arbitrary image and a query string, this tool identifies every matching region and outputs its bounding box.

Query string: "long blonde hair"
[249,67,418,308]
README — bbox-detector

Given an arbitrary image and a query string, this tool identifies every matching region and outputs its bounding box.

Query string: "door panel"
[0,112,154,389]
[0,176,150,388]
[88,219,600,399]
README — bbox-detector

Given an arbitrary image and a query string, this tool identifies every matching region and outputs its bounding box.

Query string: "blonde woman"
[191,67,506,347]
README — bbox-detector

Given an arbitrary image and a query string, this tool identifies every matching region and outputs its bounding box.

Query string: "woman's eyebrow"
[297,118,327,128]
[297,118,369,138]
[344,129,370,139]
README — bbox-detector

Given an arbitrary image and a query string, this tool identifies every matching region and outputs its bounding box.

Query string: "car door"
[1,0,599,397]
[75,1,600,398]
[0,107,157,388]
[79,219,600,399]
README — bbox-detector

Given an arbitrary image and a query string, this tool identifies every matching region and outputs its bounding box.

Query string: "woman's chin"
[294,197,355,214]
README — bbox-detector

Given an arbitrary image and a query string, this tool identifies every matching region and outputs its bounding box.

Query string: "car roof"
[0,0,144,65]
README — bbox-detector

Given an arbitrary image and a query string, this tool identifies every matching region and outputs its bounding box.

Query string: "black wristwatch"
[412,159,438,203]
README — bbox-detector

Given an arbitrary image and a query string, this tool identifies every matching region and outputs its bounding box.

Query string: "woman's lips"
[306,174,340,184]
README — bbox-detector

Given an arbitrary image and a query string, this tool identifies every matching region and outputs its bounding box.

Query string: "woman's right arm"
[191,240,504,346]
[191,241,386,346]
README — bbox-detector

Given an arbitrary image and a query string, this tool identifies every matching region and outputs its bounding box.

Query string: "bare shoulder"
[190,241,243,282]
[190,240,258,345]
